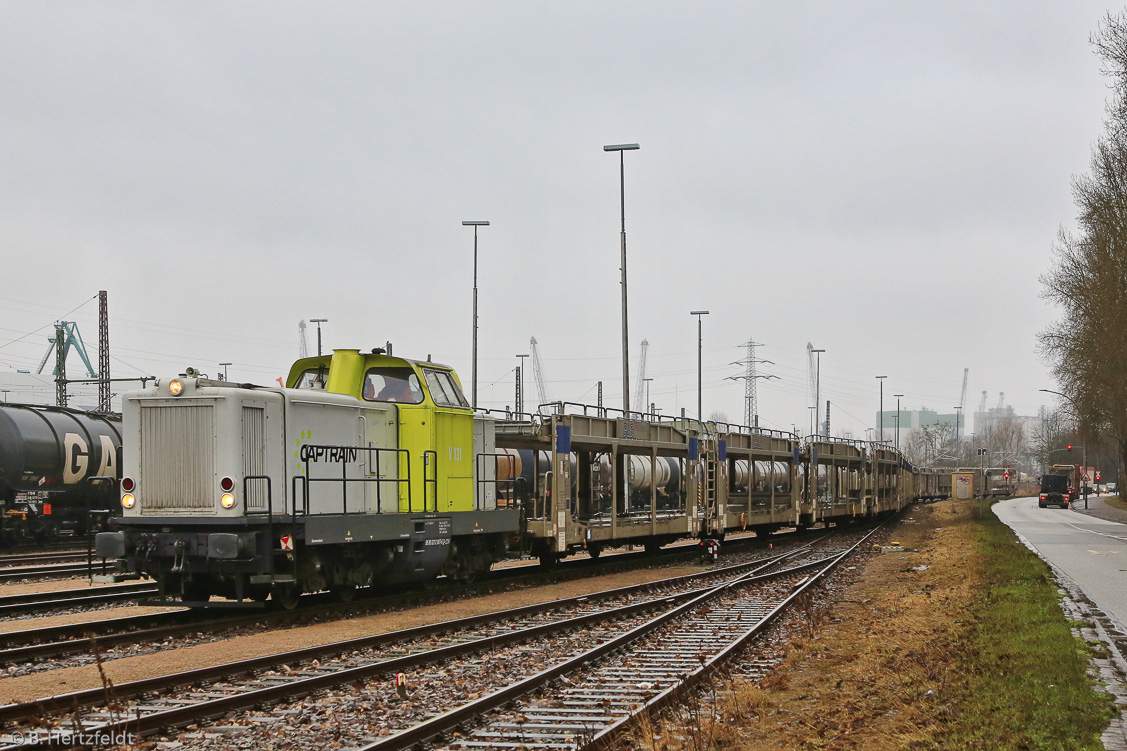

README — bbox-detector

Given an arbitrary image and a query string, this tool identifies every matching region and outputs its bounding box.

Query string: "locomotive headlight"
[168,379,184,396]
[220,493,236,508]
[121,493,136,509]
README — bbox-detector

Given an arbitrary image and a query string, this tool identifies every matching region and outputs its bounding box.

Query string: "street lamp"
[219,362,232,381]
[893,394,903,451]
[812,349,825,435]
[516,353,529,415]
[604,142,640,414]
[310,319,328,357]
[1040,388,1090,508]
[690,311,709,423]
[463,220,490,410]
[643,377,653,416]
[876,375,887,443]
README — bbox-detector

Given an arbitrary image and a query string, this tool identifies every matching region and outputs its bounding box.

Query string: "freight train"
[96,349,923,608]
[0,404,122,545]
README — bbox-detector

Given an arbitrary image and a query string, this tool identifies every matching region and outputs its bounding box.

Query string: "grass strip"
[934,500,1113,750]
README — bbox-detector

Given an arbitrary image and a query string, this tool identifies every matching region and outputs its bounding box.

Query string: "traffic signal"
[1067,444,1073,451]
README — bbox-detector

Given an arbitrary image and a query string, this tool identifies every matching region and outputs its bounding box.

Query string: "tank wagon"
[97,349,918,607]
[0,404,122,545]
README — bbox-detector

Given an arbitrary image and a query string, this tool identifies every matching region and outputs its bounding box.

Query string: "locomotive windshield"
[294,367,328,390]
[363,367,424,404]
[422,368,470,408]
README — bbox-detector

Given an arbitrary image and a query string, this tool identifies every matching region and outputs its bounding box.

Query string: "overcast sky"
[0,1,1116,437]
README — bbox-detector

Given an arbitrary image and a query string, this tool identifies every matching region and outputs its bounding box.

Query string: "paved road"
[994,496,1127,632]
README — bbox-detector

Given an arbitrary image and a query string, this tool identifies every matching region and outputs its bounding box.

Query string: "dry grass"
[629,499,1110,751]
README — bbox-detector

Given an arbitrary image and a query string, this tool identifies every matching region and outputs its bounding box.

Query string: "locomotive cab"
[288,350,480,514]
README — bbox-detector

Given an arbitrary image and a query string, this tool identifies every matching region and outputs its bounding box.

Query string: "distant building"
[973,406,1039,438]
[875,409,959,443]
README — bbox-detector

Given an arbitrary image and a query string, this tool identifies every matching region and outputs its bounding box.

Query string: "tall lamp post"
[310,319,327,356]
[690,310,709,423]
[219,362,231,381]
[812,348,825,435]
[643,377,653,416]
[1041,388,1090,509]
[875,375,887,443]
[604,143,640,414]
[462,220,490,410]
[893,394,903,451]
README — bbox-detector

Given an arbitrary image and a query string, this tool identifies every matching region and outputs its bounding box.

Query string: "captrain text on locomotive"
[95,348,922,607]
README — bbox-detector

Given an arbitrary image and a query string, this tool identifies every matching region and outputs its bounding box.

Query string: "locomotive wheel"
[272,583,302,611]
[181,579,212,603]
[331,584,357,603]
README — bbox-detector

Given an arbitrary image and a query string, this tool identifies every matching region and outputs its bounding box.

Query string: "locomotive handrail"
[85,475,117,581]
[422,450,438,513]
[300,444,413,516]
[475,453,517,511]
[244,475,285,578]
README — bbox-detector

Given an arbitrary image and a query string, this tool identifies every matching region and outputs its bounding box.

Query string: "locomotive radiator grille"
[242,406,267,510]
[139,404,216,511]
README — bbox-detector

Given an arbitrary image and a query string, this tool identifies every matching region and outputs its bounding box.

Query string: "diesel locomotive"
[96,348,920,607]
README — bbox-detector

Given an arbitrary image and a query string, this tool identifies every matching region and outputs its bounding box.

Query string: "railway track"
[0,562,115,583]
[0,528,876,749]
[0,550,88,567]
[363,531,874,751]
[0,530,805,670]
[0,581,157,618]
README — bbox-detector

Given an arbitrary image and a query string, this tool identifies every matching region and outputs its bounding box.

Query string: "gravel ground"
[0,577,140,598]
[0,604,181,636]
[0,564,707,704]
[140,609,661,750]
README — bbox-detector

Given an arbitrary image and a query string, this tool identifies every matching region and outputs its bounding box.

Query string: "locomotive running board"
[137,596,268,609]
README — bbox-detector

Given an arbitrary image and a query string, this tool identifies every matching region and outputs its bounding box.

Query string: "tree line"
[1041,12,1127,485]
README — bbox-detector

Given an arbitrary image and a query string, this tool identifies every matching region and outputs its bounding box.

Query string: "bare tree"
[1041,12,1127,479]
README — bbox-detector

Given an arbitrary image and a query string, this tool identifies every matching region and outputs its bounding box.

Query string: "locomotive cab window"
[422,369,469,408]
[363,367,424,404]
[294,368,329,390]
